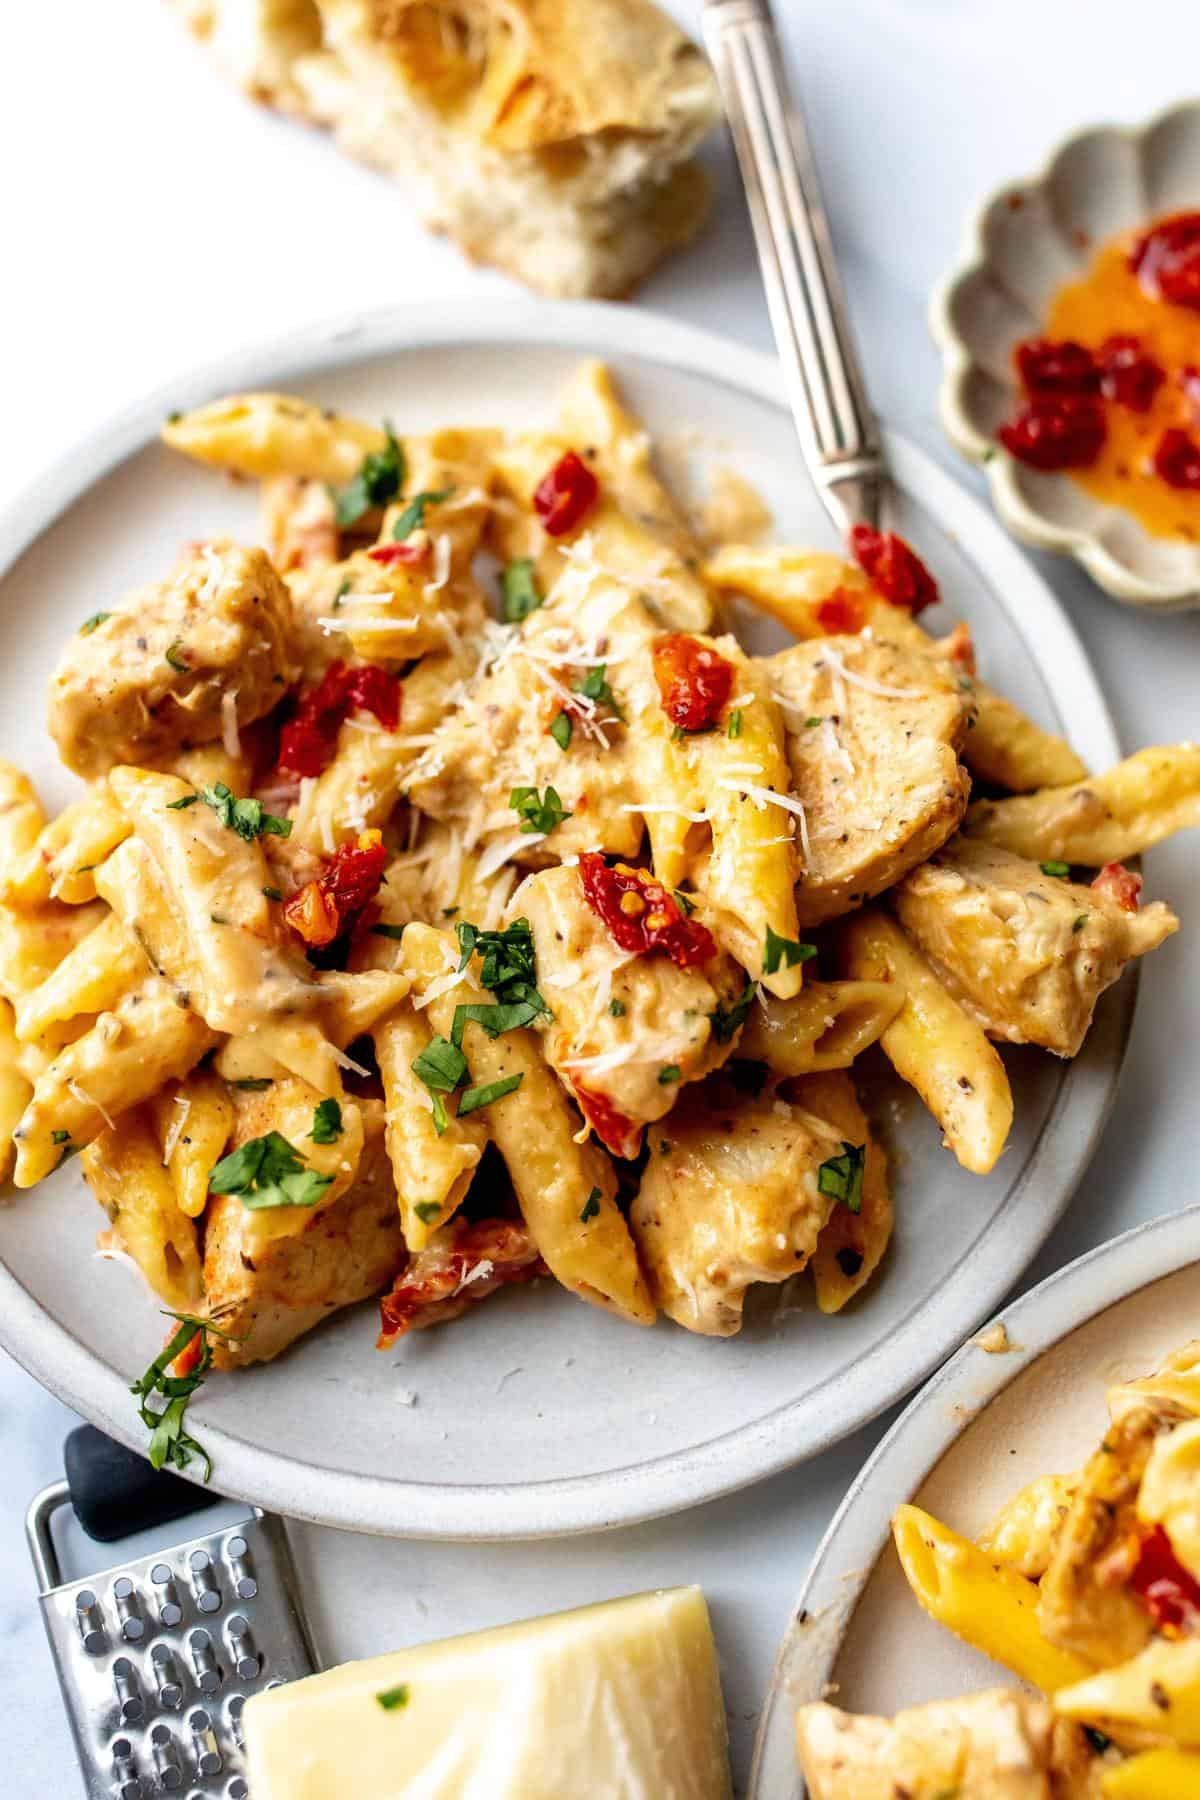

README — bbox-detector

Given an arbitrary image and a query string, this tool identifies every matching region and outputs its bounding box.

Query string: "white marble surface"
[2,1,1198,1792]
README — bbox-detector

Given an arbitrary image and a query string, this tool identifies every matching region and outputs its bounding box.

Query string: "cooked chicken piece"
[205,1095,403,1368]
[629,1078,853,1335]
[261,475,341,575]
[518,864,743,1157]
[377,1218,546,1345]
[795,1690,1104,1800]
[979,1472,1079,1580]
[894,839,1178,1058]
[48,542,297,778]
[1037,1395,1196,1666]
[403,565,658,866]
[766,634,971,927]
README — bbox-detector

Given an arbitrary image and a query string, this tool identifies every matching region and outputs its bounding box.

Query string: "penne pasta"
[966,745,1200,865]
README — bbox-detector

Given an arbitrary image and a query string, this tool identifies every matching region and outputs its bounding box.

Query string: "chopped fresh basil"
[391,486,454,541]
[450,999,543,1047]
[262,885,284,902]
[442,907,458,918]
[657,1064,681,1085]
[208,1132,333,1211]
[673,889,696,916]
[549,711,573,752]
[79,611,111,635]
[51,1128,70,1145]
[509,784,571,835]
[454,919,548,1017]
[817,1141,866,1214]
[457,1072,523,1117]
[231,1077,272,1091]
[332,577,351,610]
[371,923,407,941]
[333,428,406,527]
[574,662,623,721]
[376,1684,410,1712]
[1072,914,1088,933]
[609,998,626,1017]
[1083,1728,1111,1755]
[165,410,183,424]
[310,1097,342,1144]
[199,783,292,842]
[164,639,189,672]
[412,1036,468,1095]
[166,794,199,810]
[413,1201,442,1225]
[711,980,755,1044]
[727,710,742,739]
[130,1309,240,1483]
[501,557,542,623]
[804,716,823,729]
[580,1187,601,1223]
[1040,860,1070,878]
[762,926,818,976]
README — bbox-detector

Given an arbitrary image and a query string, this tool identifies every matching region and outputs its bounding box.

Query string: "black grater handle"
[64,1424,221,1543]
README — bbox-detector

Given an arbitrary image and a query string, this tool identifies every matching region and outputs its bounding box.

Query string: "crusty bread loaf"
[166,0,721,297]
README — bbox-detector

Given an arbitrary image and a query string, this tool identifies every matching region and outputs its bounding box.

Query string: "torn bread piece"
[170,0,720,298]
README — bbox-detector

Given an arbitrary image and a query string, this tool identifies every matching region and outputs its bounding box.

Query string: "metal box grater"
[27,1482,318,1799]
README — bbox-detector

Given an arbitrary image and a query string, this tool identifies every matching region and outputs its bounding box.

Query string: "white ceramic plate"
[751,1203,1200,1796]
[0,299,1128,1540]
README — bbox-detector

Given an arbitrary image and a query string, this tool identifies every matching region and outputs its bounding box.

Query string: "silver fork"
[703,0,886,540]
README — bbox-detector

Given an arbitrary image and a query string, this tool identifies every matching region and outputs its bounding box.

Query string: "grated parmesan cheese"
[221,690,241,760]
[816,644,920,700]
[162,1095,192,1165]
[68,1079,115,1130]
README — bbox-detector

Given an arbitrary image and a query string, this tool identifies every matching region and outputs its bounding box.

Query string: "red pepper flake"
[999,395,1106,471]
[1179,367,1200,427]
[651,633,735,732]
[532,450,599,537]
[367,538,429,567]
[1154,427,1200,492]
[814,586,868,634]
[1098,335,1166,413]
[573,1084,644,1161]
[848,526,939,615]
[578,852,715,968]
[276,661,402,779]
[1015,337,1099,395]
[1129,1524,1200,1634]
[1131,212,1200,312]
[284,831,388,947]
[1091,861,1143,912]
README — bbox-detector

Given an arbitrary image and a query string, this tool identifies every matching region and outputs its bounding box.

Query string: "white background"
[1,1,1198,1792]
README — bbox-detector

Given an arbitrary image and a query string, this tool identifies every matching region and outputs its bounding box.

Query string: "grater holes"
[187,1708,221,1777]
[74,1588,105,1654]
[228,1781,249,1799]
[150,1723,184,1791]
[113,1575,145,1642]
[188,1628,221,1694]
[112,1655,144,1723]
[226,1614,259,1680]
[189,1548,221,1613]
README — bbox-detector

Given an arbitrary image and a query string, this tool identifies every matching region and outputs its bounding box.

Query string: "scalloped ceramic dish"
[933,100,1200,612]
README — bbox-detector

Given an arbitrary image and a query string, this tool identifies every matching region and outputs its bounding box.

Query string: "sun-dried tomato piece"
[815,587,868,634]
[276,660,402,778]
[284,831,388,948]
[849,526,939,615]
[377,1218,544,1345]
[1154,427,1200,491]
[1131,212,1200,311]
[651,633,735,732]
[1091,861,1143,912]
[532,450,599,536]
[573,1084,643,1160]
[170,1325,204,1380]
[998,396,1106,470]
[1098,335,1166,412]
[1015,337,1099,395]
[578,852,716,968]
[1129,1524,1200,1634]
[367,538,430,567]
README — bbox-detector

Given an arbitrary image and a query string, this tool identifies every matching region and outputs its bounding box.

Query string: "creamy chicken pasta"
[797,1340,1200,1798]
[1,363,1195,1475]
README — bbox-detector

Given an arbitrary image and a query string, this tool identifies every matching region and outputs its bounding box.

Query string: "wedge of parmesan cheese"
[244,1586,731,1799]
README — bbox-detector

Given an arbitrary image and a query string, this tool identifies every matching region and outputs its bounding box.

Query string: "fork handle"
[703,0,886,536]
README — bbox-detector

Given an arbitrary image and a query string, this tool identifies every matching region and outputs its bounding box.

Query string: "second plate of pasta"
[0,301,1174,1537]
[752,1203,1200,1797]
